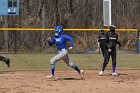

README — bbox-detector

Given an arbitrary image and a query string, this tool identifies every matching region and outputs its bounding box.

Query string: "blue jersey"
[48,34,74,51]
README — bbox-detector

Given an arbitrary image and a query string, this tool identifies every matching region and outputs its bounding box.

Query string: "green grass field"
[0,54,140,71]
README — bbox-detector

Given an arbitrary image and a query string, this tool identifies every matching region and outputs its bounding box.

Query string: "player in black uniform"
[0,55,10,67]
[98,30,108,57]
[99,25,121,76]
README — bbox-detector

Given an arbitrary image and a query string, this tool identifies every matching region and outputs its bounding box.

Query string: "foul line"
[0,28,138,32]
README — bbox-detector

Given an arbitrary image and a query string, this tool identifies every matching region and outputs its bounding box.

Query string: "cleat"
[80,70,84,79]
[46,75,55,79]
[112,72,118,76]
[99,71,104,76]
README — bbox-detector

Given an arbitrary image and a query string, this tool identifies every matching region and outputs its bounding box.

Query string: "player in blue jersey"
[46,26,84,79]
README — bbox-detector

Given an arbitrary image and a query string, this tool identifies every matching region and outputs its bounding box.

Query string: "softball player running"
[46,26,84,79]
[99,25,121,76]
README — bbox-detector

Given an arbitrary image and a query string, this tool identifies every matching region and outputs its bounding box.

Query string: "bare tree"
[0,0,139,53]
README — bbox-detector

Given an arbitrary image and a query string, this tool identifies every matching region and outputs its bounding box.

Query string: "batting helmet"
[110,25,115,29]
[109,25,115,33]
[54,26,63,34]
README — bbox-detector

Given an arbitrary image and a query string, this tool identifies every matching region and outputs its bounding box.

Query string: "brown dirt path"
[0,70,140,93]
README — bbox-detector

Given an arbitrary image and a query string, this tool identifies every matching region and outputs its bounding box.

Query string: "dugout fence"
[0,28,139,54]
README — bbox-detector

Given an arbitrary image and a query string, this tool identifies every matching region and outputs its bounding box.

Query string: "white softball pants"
[50,49,74,67]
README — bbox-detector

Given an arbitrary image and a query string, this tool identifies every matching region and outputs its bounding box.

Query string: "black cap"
[109,25,115,33]
[110,25,115,29]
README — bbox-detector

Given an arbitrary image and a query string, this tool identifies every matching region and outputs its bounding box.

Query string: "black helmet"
[110,25,115,29]
[109,25,115,33]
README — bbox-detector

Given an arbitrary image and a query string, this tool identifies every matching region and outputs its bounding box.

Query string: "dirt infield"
[0,70,140,93]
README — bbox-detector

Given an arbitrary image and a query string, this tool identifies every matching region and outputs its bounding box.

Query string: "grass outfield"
[0,54,140,71]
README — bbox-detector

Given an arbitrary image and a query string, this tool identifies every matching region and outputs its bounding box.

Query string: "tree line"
[0,0,139,53]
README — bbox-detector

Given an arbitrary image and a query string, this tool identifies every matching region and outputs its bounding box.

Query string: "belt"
[58,48,66,51]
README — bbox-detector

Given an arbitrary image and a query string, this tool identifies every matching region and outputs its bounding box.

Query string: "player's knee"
[50,59,55,65]
[104,61,108,64]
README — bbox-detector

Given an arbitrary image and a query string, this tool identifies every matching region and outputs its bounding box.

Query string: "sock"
[71,64,81,74]
[50,64,55,76]
[112,63,116,73]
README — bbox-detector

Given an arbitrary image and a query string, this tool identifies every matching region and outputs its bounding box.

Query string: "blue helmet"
[54,26,64,34]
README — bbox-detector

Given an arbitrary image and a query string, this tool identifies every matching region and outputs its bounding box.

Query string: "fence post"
[14,30,17,54]
[138,29,140,54]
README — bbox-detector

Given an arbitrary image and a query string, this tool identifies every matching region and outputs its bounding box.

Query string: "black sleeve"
[116,34,121,47]
[117,41,121,47]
